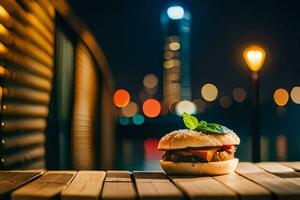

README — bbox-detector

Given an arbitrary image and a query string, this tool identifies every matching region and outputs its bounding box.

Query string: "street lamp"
[243,45,266,162]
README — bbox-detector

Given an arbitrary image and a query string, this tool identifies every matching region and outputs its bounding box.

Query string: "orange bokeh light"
[142,99,161,118]
[273,88,289,106]
[113,89,130,108]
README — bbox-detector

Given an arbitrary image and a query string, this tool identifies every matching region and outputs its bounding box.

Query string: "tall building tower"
[161,4,191,106]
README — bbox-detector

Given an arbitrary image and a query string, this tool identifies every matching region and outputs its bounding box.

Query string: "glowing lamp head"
[167,6,184,20]
[243,45,266,72]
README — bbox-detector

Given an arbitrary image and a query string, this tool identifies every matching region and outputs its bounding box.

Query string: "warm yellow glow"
[0,42,7,53]
[0,66,5,76]
[201,83,218,102]
[143,74,158,89]
[163,59,180,69]
[0,6,10,20]
[243,45,266,72]
[169,41,180,51]
[122,101,138,117]
[273,88,289,106]
[0,24,8,36]
[291,86,300,104]
[176,100,196,116]
[232,87,246,102]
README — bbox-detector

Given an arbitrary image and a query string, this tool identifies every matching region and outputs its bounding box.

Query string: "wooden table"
[0,162,299,200]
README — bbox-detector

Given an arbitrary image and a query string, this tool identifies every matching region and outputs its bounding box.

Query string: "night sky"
[68,0,300,102]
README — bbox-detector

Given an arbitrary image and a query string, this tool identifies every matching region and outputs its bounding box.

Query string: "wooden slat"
[14,159,46,170]
[101,171,136,200]
[1,0,53,44]
[0,43,52,79]
[0,24,53,67]
[1,118,47,132]
[1,132,45,150]
[236,162,300,200]
[21,0,54,33]
[1,146,45,167]
[0,66,52,92]
[2,103,49,117]
[214,173,271,200]
[0,171,42,198]
[11,171,76,200]
[281,162,300,172]
[170,176,237,200]
[61,171,106,200]
[0,6,53,56]
[256,162,295,173]
[35,0,55,19]
[133,172,183,200]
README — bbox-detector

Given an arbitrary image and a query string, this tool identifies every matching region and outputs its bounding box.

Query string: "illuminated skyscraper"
[161,4,191,106]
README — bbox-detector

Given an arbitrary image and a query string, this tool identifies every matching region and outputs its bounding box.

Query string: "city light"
[220,96,232,108]
[167,6,184,20]
[169,41,180,51]
[142,99,161,118]
[273,88,289,106]
[118,116,129,125]
[232,87,246,102]
[122,101,138,117]
[291,86,300,104]
[175,100,196,116]
[113,89,130,108]
[132,114,144,125]
[201,83,218,102]
[143,74,158,89]
[243,45,266,72]
[163,59,180,69]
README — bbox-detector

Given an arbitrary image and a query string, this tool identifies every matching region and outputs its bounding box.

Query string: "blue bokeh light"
[132,114,144,125]
[119,116,129,125]
[167,6,184,20]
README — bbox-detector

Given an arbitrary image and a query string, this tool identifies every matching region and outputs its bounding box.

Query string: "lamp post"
[243,45,266,162]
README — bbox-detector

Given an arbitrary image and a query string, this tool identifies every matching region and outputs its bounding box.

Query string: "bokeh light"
[169,41,180,51]
[122,101,138,117]
[167,6,184,20]
[220,96,232,108]
[163,59,180,69]
[143,74,158,89]
[273,88,289,106]
[291,86,300,104]
[143,99,161,118]
[201,83,218,102]
[113,89,130,108]
[232,87,246,102]
[193,99,206,113]
[175,100,196,116]
[168,101,178,114]
[132,114,144,125]
[118,116,129,125]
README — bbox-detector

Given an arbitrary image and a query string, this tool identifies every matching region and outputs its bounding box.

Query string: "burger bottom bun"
[160,158,239,175]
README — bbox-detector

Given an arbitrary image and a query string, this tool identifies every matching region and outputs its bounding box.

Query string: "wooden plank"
[133,172,183,200]
[236,162,300,200]
[133,171,169,182]
[11,171,76,200]
[105,170,131,182]
[61,171,106,200]
[281,162,300,172]
[256,162,295,173]
[170,176,237,200]
[101,171,136,200]
[102,182,136,200]
[214,173,271,200]
[2,132,45,150]
[0,171,42,199]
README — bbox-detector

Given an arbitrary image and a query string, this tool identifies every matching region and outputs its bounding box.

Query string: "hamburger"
[158,113,240,175]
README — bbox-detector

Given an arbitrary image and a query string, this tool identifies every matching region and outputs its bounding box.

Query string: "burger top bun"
[158,129,240,150]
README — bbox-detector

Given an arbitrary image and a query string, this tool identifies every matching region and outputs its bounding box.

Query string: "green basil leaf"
[183,112,198,130]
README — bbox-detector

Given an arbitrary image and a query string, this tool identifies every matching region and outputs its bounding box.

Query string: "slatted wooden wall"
[72,42,99,170]
[0,0,55,169]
